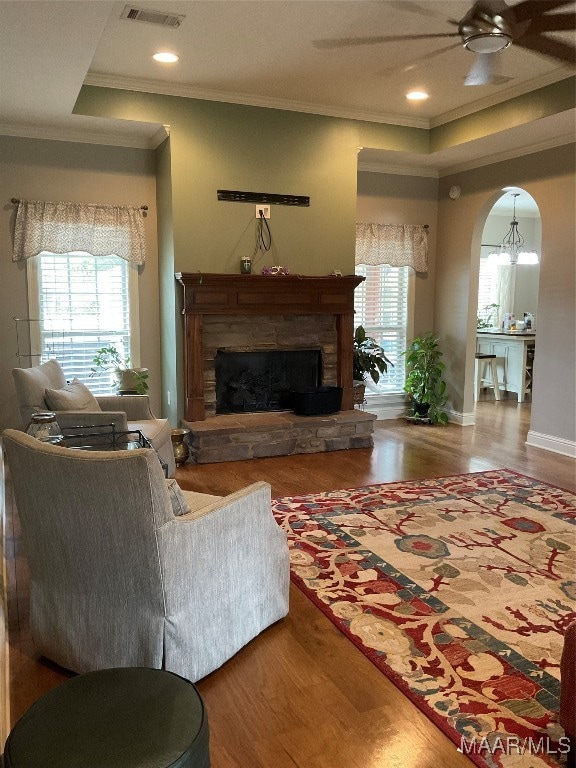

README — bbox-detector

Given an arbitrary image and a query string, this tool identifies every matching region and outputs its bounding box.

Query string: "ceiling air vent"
[121,5,185,27]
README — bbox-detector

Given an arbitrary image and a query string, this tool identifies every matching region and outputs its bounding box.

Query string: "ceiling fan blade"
[313,32,460,50]
[525,12,576,33]
[515,32,576,64]
[377,42,461,77]
[464,52,497,85]
[500,0,575,25]
[388,1,459,25]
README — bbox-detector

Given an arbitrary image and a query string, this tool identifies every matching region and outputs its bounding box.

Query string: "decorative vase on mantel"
[171,428,190,466]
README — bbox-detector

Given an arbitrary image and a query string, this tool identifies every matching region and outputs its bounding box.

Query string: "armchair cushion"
[166,479,191,516]
[12,358,66,424]
[95,395,155,421]
[45,379,102,412]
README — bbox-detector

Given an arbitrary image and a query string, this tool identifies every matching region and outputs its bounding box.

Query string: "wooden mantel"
[175,273,365,421]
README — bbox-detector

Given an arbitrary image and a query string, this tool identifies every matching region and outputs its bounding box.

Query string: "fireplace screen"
[215,349,321,414]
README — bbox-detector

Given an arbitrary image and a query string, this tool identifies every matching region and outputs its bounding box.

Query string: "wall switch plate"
[255,204,271,219]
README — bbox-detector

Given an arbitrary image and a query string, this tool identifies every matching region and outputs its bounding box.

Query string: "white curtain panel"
[355,223,428,273]
[496,264,516,316]
[13,199,146,265]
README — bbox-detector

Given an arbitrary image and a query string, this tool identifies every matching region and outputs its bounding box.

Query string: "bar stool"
[3,667,210,767]
[475,353,501,401]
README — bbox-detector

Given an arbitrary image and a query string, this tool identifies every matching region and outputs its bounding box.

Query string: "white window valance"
[13,200,146,265]
[355,223,428,273]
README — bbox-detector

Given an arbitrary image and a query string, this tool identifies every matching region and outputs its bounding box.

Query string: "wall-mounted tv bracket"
[217,190,310,207]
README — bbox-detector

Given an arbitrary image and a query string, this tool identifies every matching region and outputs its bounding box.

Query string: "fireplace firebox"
[215,349,321,414]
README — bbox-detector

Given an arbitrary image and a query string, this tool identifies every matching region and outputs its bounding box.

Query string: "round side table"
[4,667,210,768]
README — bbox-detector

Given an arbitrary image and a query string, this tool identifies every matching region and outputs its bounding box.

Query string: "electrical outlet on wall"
[255,204,271,219]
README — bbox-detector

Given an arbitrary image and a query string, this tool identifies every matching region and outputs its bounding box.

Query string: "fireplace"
[176,273,364,421]
[175,273,375,462]
[215,348,321,414]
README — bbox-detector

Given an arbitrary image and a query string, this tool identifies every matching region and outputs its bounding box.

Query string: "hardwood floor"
[4,401,575,766]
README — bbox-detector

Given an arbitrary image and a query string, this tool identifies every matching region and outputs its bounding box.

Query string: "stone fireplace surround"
[176,273,376,462]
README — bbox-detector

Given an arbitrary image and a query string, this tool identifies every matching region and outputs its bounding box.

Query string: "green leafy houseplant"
[403,332,448,425]
[91,344,149,395]
[353,325,393,384]
[477,303,500,329]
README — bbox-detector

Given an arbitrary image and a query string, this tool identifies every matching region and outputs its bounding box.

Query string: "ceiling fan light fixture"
[463,33,511,53]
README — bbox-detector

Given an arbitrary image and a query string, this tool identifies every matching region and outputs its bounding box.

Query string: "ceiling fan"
[313,0,576,85]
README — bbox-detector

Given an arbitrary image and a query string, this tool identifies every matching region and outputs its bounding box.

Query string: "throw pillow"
[45,379,102,412]
[166,479,191,516]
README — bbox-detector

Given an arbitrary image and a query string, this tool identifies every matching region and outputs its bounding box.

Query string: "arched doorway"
[474,187,541,406]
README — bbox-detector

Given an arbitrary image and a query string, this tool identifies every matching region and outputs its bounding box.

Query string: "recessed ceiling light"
[153,52,179,63]
[406,90,429,101]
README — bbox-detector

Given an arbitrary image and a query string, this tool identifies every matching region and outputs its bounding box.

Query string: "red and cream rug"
[272,470,576,768]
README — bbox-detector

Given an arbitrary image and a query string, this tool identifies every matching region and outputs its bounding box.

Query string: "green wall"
[73,86,428,422]
[74,86,428,276]
[431,77,576,153]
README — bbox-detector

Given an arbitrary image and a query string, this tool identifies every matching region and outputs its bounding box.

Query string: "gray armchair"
[12,358,175,476]
[2,429,290,682]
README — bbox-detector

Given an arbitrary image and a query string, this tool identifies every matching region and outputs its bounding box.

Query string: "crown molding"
[358,161,438,178]
[430,70,573,127]
[0,122,168,149]
[84,70,574,130]
[151,124,170,146]
[83,73,430,129]
[438,132,576,177]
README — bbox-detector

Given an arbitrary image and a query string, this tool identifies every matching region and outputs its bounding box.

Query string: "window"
[27,251,139,394]
[354,264,410,394]
[477,249,499,315]
[477,247,515,327]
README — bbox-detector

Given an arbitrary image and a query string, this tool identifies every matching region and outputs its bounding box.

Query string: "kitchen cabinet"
[476,332,535,402]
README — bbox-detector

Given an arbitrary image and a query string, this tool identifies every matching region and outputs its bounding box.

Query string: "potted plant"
[403,332,448,424]
[353,325,393,403]
[91,344,149,395]
[477,303,500,329]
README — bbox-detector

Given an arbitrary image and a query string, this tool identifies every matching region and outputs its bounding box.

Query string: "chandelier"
[488,193,539,265]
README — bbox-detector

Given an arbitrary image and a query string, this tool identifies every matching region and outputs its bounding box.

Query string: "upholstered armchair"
[12,358,175,476]
[2,429,290,682]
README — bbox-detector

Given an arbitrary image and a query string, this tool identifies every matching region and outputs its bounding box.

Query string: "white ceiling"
[0,0,574,175]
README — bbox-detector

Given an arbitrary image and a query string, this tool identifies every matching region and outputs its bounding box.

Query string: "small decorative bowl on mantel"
[261,266,290,275]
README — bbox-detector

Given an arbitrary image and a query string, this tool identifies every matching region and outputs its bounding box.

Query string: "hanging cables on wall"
[254,208,272,254]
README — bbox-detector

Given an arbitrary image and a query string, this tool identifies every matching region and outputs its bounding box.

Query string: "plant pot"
[353,381,366,405]
[115,368,148,394]
[413,401,430,418]
[291,386,343,416]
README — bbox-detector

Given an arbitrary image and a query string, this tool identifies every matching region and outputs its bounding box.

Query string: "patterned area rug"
[272,470,576,768]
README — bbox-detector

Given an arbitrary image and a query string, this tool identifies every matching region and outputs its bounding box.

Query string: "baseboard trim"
[445,409,476,426]
[364,405,406,421]
[526,430,576,458]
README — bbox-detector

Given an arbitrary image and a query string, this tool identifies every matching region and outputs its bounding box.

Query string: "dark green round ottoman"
[4,667,210,768]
